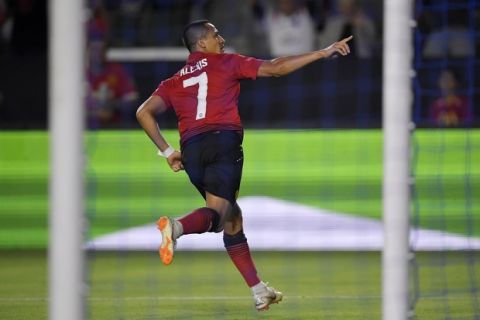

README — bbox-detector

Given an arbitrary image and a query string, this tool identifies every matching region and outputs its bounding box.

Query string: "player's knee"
[225,204,242,220]
[233,205,242,220]
[213,223,224,233]
[205,208,222,233]
[211,211,224,233]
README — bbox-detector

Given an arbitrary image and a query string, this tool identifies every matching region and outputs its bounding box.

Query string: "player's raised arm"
[257,35,353,78]
[136,95,183,172]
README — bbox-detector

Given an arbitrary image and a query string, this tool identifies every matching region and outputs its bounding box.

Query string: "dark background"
[0,0,478,130]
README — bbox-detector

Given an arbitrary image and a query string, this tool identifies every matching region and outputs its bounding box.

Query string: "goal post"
[382,0,414,319]
[48,1,86,319]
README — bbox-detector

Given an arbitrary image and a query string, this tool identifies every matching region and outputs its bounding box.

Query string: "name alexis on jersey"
[180,58,208,77]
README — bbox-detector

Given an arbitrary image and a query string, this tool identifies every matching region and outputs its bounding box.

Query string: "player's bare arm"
[136,95,183,172]
[257,35,353,78]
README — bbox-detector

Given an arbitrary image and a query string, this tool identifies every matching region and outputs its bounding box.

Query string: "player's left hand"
[167,151,184,172]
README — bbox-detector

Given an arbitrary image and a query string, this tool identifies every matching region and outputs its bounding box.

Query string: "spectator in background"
[429,69,471,127]
[86,38,138,129]
[190,0,257,55]
[304,0,333,33]
[263,0,315,57]
[115,0,145,46]
[421,10,474,58]
[319,0,376,58]
[88,0,110,43]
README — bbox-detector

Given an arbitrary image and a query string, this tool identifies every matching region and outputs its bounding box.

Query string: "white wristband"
[157,145,175,158]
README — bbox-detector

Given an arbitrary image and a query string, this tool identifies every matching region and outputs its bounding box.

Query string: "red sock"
[224,230,261,287]
[178,207,220,234]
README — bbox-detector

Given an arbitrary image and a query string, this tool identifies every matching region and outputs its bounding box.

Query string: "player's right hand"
[167,151,184,172]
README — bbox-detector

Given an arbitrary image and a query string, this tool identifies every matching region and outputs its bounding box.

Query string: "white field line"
[0,295,378,302]
[0,294,472,302]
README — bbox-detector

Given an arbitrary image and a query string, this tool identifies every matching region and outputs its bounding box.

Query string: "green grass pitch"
[1,250,479,319]
[0,129,479,319]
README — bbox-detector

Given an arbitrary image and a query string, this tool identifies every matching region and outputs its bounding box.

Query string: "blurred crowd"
[81,0,383,58]
[2,0,478,58]
[0,0,478,129]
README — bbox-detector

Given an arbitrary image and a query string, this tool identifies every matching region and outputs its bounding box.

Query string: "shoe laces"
[254,282,275,299]
[171,218,178,248]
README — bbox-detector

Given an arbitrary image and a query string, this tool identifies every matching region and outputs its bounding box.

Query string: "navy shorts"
[181,130,244,204]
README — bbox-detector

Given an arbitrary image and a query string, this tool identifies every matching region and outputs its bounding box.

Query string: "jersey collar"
[187,51,218,63]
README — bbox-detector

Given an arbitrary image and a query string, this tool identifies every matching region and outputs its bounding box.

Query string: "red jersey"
[153,52,263,144]
[429,94,470,126]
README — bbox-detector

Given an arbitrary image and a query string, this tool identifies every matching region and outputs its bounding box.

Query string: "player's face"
[201,23,225,54]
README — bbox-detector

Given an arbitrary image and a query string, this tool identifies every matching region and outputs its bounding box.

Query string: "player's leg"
[206,194,282,311]
[201,131,282,310]
[167,130,242,240]
[220,199,261,287]
[156,206,220,265]
[157,134,222,265]
[195,132,262,287]
[157,192,222,265]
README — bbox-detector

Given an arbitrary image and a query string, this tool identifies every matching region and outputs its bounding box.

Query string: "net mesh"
[410,0,480,318]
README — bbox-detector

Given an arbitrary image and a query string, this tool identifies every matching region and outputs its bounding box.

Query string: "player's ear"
[197,38,205,49]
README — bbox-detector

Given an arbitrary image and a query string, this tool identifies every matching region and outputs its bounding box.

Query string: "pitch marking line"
[0,294,471,302]
[0,295,378,302]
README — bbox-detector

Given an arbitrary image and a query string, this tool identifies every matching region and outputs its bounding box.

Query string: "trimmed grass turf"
[1,129,479,248]
[1,250,479,319]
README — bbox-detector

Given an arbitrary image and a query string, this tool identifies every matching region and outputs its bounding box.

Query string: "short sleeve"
[152,79,173,109]
[229,54,263,80]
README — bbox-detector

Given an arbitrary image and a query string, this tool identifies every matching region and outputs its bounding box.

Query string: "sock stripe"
[224,230,260,287]
[226,243,250,254]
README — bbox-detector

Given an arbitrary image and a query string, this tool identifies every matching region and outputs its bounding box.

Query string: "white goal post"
[48,1,85,320]
[382,0,414,319]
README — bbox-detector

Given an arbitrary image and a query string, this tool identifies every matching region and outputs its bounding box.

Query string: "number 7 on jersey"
[183,72,208,120]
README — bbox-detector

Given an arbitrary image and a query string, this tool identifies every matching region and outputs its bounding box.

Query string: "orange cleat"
[157,216,175,265]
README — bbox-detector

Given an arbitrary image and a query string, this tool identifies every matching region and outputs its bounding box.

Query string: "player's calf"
[178,207,221,234]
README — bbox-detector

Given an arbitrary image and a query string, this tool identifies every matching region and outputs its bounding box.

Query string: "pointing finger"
[342,35,353,43]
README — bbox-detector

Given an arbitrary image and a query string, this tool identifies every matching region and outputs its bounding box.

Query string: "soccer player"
[136,20,352,311]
